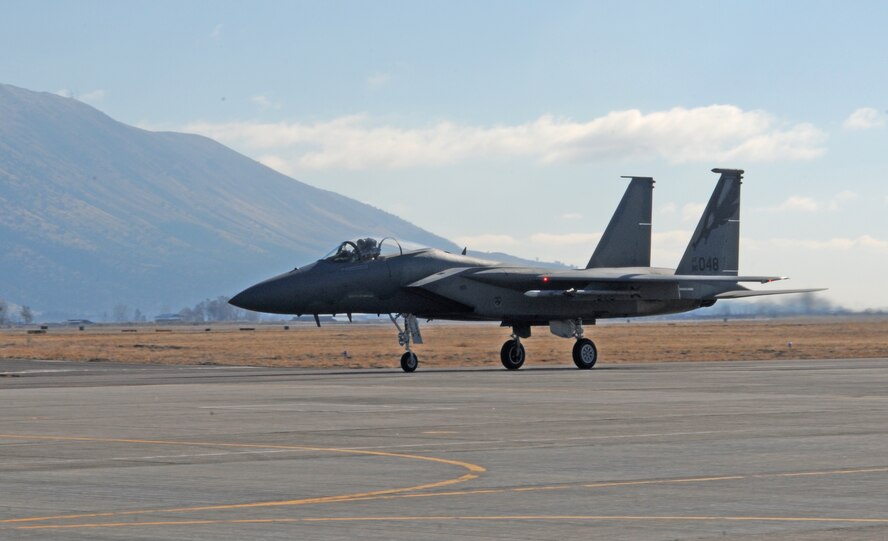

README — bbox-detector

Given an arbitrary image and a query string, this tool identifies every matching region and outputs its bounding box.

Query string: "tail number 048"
[692,257,719,272]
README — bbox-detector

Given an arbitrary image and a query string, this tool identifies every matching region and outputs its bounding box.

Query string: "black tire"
[500,340,526,370]
[400,351,418,372]
[572,338,598,369]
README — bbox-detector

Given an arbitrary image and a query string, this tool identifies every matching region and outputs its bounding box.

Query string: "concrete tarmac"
[1,357,887,540]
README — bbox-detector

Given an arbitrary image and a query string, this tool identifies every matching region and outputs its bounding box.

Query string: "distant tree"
[0,298,8,325]
[133,308,146,323]
[178,297,253,322]
[20,305,34,325]
[178,306,196,322]
[178,300,207,323]
[242,309,261,322]
[206,296,238,321]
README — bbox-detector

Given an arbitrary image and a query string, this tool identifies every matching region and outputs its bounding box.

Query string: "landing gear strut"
[390,314,423,372]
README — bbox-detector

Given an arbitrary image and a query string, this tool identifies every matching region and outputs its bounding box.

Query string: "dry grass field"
[2,317,886,370]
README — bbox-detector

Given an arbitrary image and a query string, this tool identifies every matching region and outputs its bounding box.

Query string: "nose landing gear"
[390,314,423,372]
[400,351,418,372]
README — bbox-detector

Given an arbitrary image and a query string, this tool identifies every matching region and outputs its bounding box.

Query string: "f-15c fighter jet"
[230,169,824,372]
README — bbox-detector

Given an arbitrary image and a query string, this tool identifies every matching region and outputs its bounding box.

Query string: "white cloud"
[454,232,602,265]
[79,89,105,103]
[55,89,105,103]
[777,195,820,212]
[770,235,888,252]
[658,202,677,215]
[651,229,693,266]
[251,94,281,110]
[560,212,583,221]
[453,234,518,252]
[827,190,857,211]
[257,154,292,174]
[843,107,885,130]
[181,104,827,172]
[681,202,705,221]
[529,233,601,246]
[764,191,858,213]
[366,72,391,89]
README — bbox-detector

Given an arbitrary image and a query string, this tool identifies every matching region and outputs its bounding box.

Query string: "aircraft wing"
[406,266,822,305]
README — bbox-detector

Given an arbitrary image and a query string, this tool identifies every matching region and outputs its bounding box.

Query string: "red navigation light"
[542,276,549,283]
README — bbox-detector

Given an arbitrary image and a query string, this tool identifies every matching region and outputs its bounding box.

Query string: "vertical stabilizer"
[676,168,743,276]
[586,176,654,268]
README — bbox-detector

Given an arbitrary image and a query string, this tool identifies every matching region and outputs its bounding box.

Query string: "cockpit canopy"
[322,237,404,263]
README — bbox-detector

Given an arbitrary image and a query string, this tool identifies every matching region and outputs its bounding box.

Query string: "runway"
[1,358,887,540]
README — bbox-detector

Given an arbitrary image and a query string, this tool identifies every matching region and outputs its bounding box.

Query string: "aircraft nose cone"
[229,269,310,314]
[229,285,264,312]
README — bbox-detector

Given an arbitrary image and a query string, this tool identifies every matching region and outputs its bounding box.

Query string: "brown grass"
[2,317,886,370]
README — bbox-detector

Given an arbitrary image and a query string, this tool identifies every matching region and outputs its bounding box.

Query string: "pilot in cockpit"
[326,238,382,263]
[355,238,380,261]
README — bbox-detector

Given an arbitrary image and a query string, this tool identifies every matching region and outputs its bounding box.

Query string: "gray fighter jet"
[230,169,823,372]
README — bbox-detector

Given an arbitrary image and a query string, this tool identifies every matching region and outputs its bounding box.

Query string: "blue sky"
[3,1,887,308]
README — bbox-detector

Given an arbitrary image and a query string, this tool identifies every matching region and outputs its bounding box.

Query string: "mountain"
[0,83,460,317]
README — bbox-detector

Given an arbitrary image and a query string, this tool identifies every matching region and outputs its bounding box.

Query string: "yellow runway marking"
[2,433,887,531]
[0,433,484,524]
[16,514,888,530]
[264,467,888,505]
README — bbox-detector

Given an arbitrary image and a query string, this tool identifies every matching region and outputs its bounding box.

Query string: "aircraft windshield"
[322,237,404,263]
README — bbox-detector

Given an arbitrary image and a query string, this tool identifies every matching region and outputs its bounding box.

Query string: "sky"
[3,0,887,309]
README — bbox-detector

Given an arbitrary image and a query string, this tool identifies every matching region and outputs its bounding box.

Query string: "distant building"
[66,319,94,325]
[154,313,182,323]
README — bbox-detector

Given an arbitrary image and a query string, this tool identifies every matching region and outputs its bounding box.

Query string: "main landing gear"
[565,319,597,369]
[390,314,423,372]
[572,337,598,369]
[500,336,526,370]
[498,320,598,371]
[500,324,530,370]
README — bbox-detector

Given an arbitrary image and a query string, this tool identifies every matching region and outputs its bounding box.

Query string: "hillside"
[0,83,459,317]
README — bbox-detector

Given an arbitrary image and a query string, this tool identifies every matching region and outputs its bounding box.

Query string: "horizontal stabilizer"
[714,288,827,299]
[524,289,636,298]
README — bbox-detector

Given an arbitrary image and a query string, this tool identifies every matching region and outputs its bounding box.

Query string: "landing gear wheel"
[572,338,598,369]
[400,351,418,372]
[500,340,526,370]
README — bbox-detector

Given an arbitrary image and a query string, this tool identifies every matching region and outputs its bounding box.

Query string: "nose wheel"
[390,314,423,372]
[500,338,526,370]
[400,351,418,372]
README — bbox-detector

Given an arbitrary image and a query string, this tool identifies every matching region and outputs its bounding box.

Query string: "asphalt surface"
[1,357,887,540]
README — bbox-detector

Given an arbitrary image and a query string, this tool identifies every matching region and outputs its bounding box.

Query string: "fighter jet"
[230,168,823,372]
